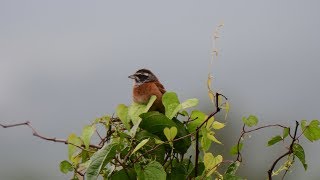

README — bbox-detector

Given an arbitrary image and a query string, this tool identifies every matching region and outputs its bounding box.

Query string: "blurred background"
[1,0,320,179]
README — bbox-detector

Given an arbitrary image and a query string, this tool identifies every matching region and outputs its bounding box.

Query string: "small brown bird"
[128,69,166,113]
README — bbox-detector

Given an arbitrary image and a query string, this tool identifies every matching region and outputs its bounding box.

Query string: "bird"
[128,68,166,113]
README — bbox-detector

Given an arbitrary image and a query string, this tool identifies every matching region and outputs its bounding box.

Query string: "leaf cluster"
[59,92,229,180]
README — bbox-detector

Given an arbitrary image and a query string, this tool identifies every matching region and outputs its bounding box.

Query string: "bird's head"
[128,68,159,85]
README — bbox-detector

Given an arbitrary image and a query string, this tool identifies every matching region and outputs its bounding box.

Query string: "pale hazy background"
[1,1,320,179]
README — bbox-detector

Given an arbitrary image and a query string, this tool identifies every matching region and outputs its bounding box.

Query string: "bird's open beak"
[128,74,136,79]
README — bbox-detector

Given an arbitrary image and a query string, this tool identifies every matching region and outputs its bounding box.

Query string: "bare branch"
[1,121,101,150]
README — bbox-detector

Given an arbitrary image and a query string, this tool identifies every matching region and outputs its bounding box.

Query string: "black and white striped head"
[128,69,159,85]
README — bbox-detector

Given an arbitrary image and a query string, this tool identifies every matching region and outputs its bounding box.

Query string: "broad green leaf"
[136,161,166,180]
[203,153,223,176]
[59,160,73,174]
[140,112,191,154]
[180,98,199,109]
[167,165,188,180]
[134,163,142,179]
[164,127,178,141]
[212,121,225,130]
[230,143,243,155]
[162,92,181,119]
[225,161,240,175]
[110,169,136,180]
[81,125,96,149]
[116,104,130,130]
[242,115,258,127]
[187,110,206,133]
[135,131,165,164]
[128,95,156,125]
[301,120,320,142]
[293,143,307,170]
[162,92,199,119]
[206,131,222,144]
[131,138,149,155]
[283,127,290,139]
[205,116,215,130]
[85,142,119,180]
[67,133,83,162]
[201,128,212,151]
[267,135,283,146]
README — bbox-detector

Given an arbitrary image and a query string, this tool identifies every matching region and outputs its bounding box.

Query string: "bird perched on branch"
[128,69,166,113]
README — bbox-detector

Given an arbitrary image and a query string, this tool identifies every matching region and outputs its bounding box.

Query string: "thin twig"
[0,121,101,150]
[235,124,290,162]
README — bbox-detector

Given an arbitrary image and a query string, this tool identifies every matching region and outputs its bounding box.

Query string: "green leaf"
[293,143,307,170]
[128,95,157,125]
[242,115,258,127]
[167,164,188,180]
[187,110,206,133]
[283,127,290,139]
[205,116,215,130]
[85,142,119,180]
[212,121,225,130]
[180,98,199,109]
[162,92,181,119]
[162,92,198,119]
[135,130,166,164]
[301,120,320,142]
[131,138,149,155]
[267,135,283,146]
[81,125,96,149]
[203,153,223,176]
[225,161,240,175]
[67,133,83,162]
[134,163,142,179]
[206,131,222,144]
[110,169,136,180]
[116,104,130,130]
[59,160,73,174]
[201,128,212,151]
[230,143,243,155]
[136,161,166,180]
[140,111,191,154]
[164,127,178,141]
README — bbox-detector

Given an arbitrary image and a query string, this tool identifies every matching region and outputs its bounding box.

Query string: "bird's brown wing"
[154,81,166,94]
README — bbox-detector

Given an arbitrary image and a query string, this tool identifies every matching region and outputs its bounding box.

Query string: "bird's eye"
[137,74,149,81]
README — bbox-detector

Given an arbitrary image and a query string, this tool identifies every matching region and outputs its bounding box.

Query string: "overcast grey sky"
[1,1,320,179]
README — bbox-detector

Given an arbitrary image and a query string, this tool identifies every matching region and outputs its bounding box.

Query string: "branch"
[194,92,222,176]
[235,124,290,162]
[267,121,299,180]
[0,121,101,150]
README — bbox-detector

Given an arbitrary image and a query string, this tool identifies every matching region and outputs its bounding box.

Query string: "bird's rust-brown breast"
[132,82,165,112]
